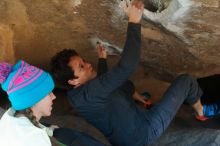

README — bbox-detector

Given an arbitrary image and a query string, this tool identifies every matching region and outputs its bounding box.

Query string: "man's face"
[68,56,97,87]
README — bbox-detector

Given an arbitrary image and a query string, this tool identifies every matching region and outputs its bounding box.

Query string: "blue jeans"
[143,74,203,145]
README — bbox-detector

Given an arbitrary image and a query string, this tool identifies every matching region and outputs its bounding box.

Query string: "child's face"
[31,92,56,120]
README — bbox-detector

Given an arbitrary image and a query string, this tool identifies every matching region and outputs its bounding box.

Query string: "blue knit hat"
[0,60,54,110]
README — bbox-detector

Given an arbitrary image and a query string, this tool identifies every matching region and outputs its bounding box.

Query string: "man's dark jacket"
[68,23,149,146]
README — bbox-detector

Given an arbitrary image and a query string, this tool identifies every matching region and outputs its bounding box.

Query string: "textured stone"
[0,0,219,80]
[151,128,220,146]
[142,0,220,80]
[0,24,15,64]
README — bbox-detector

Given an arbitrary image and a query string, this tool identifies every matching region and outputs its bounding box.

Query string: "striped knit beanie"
[0,60,54,110]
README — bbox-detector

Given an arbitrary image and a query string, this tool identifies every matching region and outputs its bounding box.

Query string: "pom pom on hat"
[0,63,12,84]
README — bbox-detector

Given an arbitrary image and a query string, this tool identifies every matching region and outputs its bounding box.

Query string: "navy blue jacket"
[68,23,148,146]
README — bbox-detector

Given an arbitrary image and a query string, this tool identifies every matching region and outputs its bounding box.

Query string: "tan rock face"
[0,24,15,64]
[0,0,219,81]
[140,0,220,80]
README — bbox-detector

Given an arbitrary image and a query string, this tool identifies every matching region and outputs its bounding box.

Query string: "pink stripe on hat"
[7,61,43,94]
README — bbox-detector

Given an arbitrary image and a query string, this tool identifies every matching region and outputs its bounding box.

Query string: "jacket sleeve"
[97,58,108,76]
[24,130,51,146]
[118,80,135,97]
[87,23,141,100]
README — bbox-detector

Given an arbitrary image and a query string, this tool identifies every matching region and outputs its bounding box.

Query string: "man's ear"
[68,78,81,88]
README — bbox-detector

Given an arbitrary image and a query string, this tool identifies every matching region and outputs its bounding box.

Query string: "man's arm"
[96,43,108,76]
[86,2,144,100]
[97,58,108,76]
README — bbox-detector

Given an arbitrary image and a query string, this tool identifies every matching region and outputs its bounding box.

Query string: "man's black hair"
[50,49,78,86]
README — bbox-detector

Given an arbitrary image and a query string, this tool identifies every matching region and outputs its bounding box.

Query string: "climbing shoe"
[196,103,220,121]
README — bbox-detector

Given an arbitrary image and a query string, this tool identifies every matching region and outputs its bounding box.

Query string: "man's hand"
[120,0,144,24]
[96,42,107,59]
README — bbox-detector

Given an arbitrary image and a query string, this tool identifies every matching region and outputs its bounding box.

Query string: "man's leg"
[144,74,203,144]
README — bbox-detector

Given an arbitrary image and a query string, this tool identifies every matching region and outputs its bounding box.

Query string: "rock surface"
[0,24,15,64]
[151,128,220,146]
[142,0,220,80]
[0,0,219,80]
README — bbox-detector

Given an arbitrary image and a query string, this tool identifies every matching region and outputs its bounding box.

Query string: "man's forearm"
[119,22,141,70]
[97,58,108,76]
